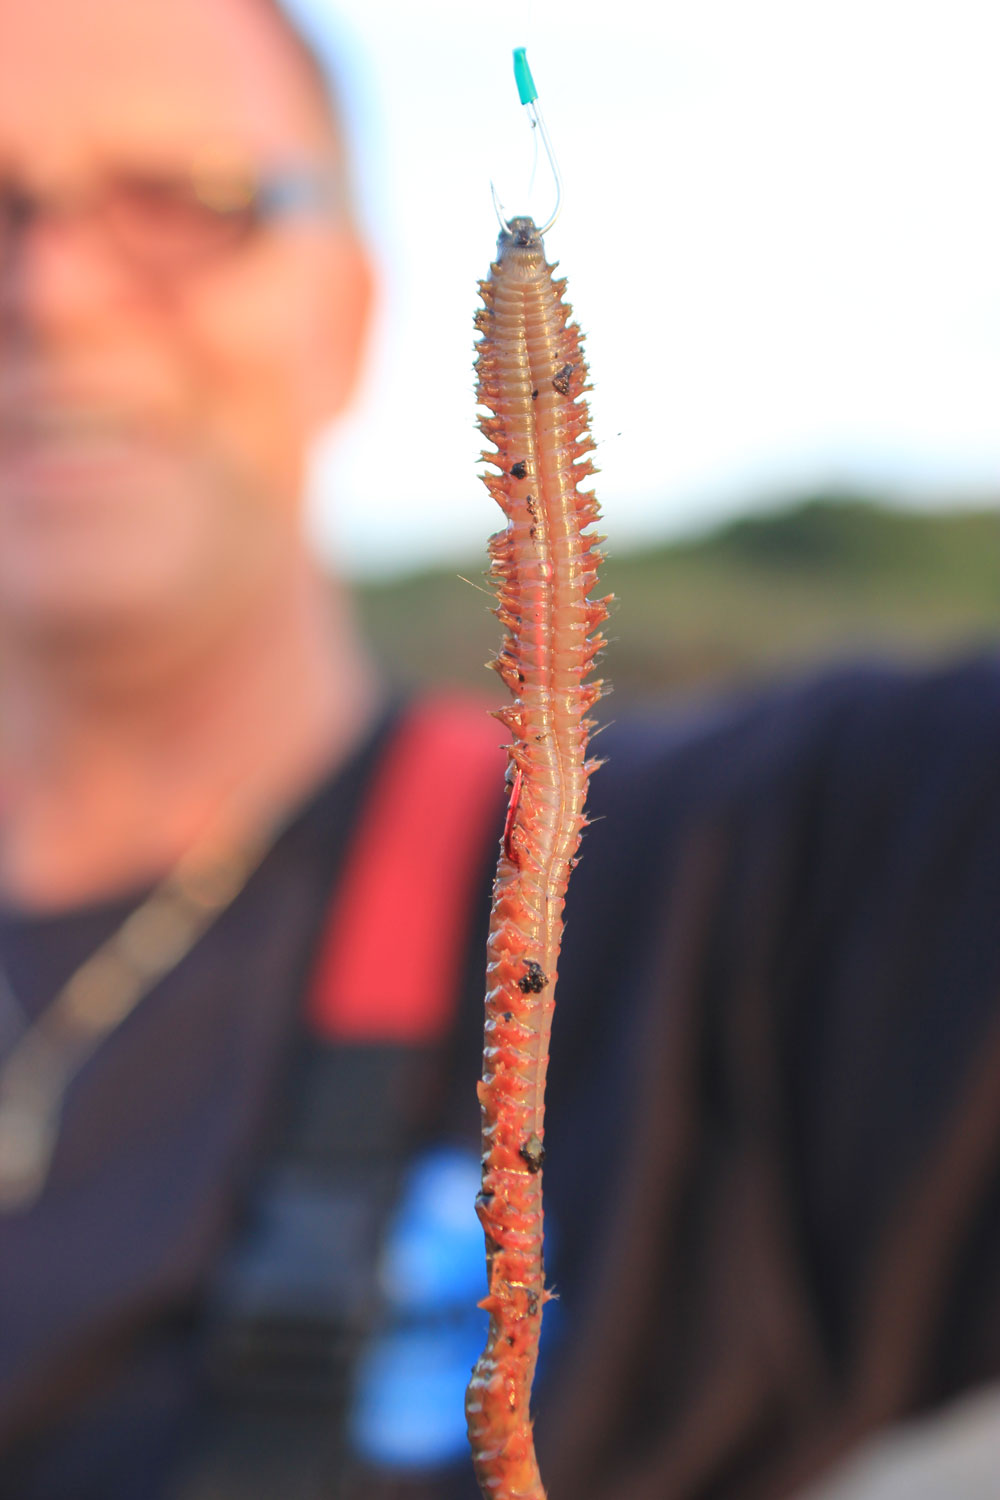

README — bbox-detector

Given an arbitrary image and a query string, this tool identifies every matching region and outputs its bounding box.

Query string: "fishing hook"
[491,47,562,238]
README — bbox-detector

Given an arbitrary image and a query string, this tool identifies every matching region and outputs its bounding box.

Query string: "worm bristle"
[490,706,523,735]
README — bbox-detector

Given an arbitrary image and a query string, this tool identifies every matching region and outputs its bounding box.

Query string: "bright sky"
[292,0,1000,577]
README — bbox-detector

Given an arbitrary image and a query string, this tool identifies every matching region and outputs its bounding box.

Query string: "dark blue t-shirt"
[2,656,1000,1499]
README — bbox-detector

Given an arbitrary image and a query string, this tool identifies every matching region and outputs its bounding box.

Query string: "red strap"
[306,695,505,1044]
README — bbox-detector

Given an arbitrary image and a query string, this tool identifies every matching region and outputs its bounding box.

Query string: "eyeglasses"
[0,163,344,274]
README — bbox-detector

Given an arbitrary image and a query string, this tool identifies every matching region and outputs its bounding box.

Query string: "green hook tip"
[513,47,538,106]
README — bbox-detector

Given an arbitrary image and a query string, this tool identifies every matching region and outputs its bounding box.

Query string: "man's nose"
[0,200,131,339]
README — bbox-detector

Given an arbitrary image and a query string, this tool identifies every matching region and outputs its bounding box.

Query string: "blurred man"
[2,2,1000,1500]
[0,0,387,1492]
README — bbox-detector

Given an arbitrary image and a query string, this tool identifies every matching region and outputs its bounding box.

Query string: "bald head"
[257,0,348,136]
[0,0,348,181]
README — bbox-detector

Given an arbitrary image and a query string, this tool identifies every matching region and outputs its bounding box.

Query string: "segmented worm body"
[466,216,608,1500]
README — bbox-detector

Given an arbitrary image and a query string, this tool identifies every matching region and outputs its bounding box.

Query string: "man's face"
[0,0,371,646]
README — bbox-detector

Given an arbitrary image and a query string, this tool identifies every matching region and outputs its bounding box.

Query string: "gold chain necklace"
[0,817,279,1213]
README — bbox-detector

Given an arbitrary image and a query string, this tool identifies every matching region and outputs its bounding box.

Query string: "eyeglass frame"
[0,162,347,276]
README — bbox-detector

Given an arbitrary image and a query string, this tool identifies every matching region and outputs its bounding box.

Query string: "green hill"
[353,494,1000,700]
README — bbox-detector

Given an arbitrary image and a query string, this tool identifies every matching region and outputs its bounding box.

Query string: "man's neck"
[0,562,381,911]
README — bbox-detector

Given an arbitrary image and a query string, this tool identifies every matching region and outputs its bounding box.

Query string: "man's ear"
[310,228,376,426]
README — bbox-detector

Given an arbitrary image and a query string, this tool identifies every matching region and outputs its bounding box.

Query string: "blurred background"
[297,0,1000,699]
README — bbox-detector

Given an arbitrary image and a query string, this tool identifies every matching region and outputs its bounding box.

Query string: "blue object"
[348,1144,562,1471]
[348,1146,486,1468]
